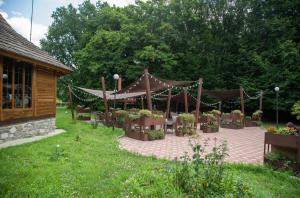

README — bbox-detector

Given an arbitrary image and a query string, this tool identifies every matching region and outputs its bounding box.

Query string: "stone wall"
[0,118,56,143]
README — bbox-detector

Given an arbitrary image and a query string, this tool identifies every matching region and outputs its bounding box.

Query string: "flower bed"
[264,126,300,163]
[175,113,196,136]
[201,113,219,133]
[221,110,244,129]
[124,110,165,141]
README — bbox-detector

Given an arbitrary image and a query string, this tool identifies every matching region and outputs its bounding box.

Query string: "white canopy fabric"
[77,87,146,100]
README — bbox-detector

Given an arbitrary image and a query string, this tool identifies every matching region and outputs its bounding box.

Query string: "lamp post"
[112,74,119,131]
[274,86,280,128]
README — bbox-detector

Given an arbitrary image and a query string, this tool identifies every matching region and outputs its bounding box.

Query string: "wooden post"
[123,99,127,110]
[32,65,37,117]
[144,68,152,110]
[68,84,75,120]
[259,91,263,111]
[175,101,179,113]
[240,86,245,115]
[0,57,2,121]
[298,135,300,163]
[141,96,144,109]
[184,88,188,113]
[101,77,109,123]
[166,89,172,118]
[218,101,222,111]
[118,76,122,91]
[195,79,203,127]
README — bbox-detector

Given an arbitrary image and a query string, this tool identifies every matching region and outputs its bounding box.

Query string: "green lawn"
[0,108,299,197]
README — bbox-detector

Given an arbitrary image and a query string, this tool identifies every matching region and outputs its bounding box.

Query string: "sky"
[0,0,136,46]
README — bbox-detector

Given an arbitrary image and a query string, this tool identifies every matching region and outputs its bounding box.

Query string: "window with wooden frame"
[2,57,32,110]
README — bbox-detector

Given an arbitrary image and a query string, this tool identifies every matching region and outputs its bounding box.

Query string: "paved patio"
[118,127,265,164]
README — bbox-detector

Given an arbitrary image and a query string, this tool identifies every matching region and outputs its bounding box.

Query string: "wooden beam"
[118,76,122,91]
[166,89,172,118]
[240,86,245,115]
[32,65,37,117]
[144,68,152,110]
[259,91,263,111]
[101,77,109,123]
[298,135,300,163]
[12,60,15,110]
[68,84,75,120]
[195,78,203,127]
[53,75,57,114]
[124,99,127,110]
[0,56,3,121]
[141,96,144,109]
[184,87,188,113]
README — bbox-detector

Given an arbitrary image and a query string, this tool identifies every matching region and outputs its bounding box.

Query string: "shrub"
[139,109,152,117]
[179,113,196,135]
[291,101,300,120]
[245,116,252,120]
[128,113,141,120]
[252,110,263,120]
[203,112,216,120]
[174,140,252,197]
[153,114,163,119]
[231,109,243,115]
[147,130,165,140]
[211,109,222,116]
[115,110,128,125]
[267,126,276,133]
[276,127,297,135]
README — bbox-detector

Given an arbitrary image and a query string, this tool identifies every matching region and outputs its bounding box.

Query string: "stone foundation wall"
[0,118,56,143]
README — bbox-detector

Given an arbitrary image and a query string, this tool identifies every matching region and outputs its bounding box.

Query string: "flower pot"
[245,120,257,127]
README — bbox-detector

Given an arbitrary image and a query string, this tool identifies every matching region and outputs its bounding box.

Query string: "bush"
[245,116,252,120]
[115,110,128,125]
[147,130,165,141]
[121,140,252,197]
[211,109,222,116]
[231,110,243,115]
[139,109,152,117]
[252,110,263,120]
[128,113,141,120]
[267,126,276,133]
[174,140,252,197]
[179,113,196,135]
[291,101,300,120]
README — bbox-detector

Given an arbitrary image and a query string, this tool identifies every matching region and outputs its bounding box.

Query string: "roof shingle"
[0,14,72,73]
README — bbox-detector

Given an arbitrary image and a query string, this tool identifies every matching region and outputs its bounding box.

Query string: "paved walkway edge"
[0,129,66,149]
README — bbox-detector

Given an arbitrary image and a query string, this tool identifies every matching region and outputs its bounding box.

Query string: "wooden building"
[0,14,72,142]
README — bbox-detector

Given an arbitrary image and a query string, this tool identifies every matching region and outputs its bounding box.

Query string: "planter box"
[203,127,219,133]
[125,130,149,141]
[175,129,184,137]
[221,123,244,129]
[245,120,257,127]
[264,132,300,162]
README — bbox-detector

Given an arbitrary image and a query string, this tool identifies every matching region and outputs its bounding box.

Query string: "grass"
[0,108,299,197]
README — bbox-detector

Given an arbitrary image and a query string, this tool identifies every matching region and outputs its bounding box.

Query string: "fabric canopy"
[118,73,193,94]
[77,87,146,100]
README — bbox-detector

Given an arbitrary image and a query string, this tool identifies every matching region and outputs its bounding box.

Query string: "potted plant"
[265,126,299,162]
[210,109,221,126]
[252,110,263,121]
[245,115,257,127]
[176,113,196,136]
[202,113,219,133]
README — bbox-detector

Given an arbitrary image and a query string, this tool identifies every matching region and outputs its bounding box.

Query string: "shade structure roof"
[77,87,146,100]
[118,73,193,94]
[0,14,72,74]
[202,89,240,100]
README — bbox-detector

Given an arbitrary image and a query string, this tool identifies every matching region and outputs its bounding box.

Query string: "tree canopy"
[41,0,300,115]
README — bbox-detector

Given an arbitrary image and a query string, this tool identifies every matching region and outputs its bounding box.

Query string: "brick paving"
[118,127,265,164]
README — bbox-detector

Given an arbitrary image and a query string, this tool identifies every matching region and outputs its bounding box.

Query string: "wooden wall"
[0,55,57,124]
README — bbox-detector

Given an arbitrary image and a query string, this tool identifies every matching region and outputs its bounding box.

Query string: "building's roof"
[0,14,72,74]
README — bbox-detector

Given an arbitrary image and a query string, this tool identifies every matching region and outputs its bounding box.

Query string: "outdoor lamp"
[274,86,280,128]
[112,73,119,131]
[113,74,120,81]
